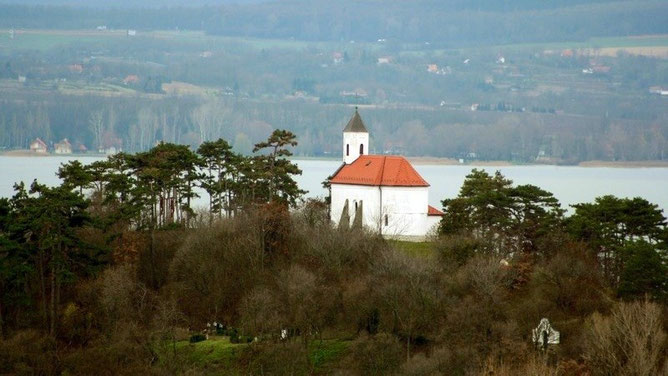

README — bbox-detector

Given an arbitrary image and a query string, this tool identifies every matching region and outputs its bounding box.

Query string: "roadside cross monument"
[532,318,560,351]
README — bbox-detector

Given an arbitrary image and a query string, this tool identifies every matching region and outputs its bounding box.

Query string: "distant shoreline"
[577,160,668,168]
[0,150,106,158]
[406,157,668,168]
[2,150,668,168]
[407,157,513,166]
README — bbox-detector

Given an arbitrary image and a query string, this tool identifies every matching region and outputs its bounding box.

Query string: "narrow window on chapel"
[346,144,350,156]
[384,214,388,226]
[360,144,364,155]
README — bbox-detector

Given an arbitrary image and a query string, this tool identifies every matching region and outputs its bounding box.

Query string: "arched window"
[359,144,364,155]
[346,144,350,156]
[384,214,388,226]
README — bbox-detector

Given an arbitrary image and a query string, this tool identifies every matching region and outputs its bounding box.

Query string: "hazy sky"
[0,0,270,7]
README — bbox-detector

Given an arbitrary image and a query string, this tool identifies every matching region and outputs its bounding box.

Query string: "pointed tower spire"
[343,108,369,164]
[343,107,368,133]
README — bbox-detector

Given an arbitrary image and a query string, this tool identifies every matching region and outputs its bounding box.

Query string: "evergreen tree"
[618,241,667,303]
[57,160,92,195]
[567,195,668,286]
[439,169,563,255]
[6,181,94,335]
[198,138,241,219]
[252,130,306,207]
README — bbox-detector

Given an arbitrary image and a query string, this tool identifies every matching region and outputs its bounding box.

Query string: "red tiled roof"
[329,155,429,187]
[428,205,444,216]
[56,138,71,146]
[32,138,47,148]
[123,75,139,84]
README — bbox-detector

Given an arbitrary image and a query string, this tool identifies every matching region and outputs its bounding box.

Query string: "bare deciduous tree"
[89,110,104,151]
[584,299,667,376]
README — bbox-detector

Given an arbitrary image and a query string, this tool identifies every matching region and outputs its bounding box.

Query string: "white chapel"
[329,109,443,240]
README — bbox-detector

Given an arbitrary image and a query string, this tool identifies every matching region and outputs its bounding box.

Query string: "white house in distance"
[30,138,48,153]
[329,109,443,240]
[54,138,72,154]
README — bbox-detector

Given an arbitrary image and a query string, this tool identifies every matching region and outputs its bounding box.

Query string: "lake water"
[1,156,667,213]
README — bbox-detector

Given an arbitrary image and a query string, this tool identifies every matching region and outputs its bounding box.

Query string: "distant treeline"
[1,93,666,162]
[1,1,667,45]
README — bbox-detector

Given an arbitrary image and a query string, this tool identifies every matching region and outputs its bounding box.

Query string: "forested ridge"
[0,132,666,374]
[1,1,667,162]
[1,1,667,45]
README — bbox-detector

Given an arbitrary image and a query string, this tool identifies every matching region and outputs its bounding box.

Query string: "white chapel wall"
[381,186,430,237]
[330,184,380,229]
[331,184,440,238]
[425,215,442,236]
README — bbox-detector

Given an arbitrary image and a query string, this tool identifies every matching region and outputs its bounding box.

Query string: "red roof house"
[30,138,48,153]
[54,138,72,154]
[123,75,139,85]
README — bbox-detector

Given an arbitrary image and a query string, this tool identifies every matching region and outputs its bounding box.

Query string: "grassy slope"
[389,240,437,259]
[175,336,242,366]
[309,339,352,373]
[155,335,244,373]
[158,335,352,374]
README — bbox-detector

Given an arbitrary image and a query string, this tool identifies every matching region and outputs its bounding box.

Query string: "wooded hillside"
[0,137,666,374]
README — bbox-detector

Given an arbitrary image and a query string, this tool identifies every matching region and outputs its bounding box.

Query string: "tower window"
[360,144,364,155]
[384,214,388,226]
[346,144,349,156]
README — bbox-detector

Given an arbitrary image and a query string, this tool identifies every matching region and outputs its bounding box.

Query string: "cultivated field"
[0,28,355,52]
[162,81,219,97]
[402,35,668,58]
[8,29,666,57]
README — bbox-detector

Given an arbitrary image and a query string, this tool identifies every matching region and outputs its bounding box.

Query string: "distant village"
[28,137,119,155]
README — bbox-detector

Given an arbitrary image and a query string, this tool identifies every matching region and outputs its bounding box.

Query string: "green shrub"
[228,328,239,343]
[435,234,488,268]
[189,334,206,343]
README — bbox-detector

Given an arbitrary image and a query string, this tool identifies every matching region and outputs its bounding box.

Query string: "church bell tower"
[343,107,369,164]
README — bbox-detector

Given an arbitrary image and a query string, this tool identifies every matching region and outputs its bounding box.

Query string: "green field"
[0,30,122,51]
[493,35,668,51]
[59,81,137,94]
[0,29,361,52]
[155,335,351,374]
[401,35,668,57]
[3,28,667,58]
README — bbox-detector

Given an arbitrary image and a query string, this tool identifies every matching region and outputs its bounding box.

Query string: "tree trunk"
[38,253,47,331]
[227,190,232,218]
[0,294,4,339]
[406,335,411,362]
[50,264,56,336]
[150,227,157,288]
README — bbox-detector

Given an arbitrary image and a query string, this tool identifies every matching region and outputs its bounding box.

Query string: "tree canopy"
[439,169,564,255]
